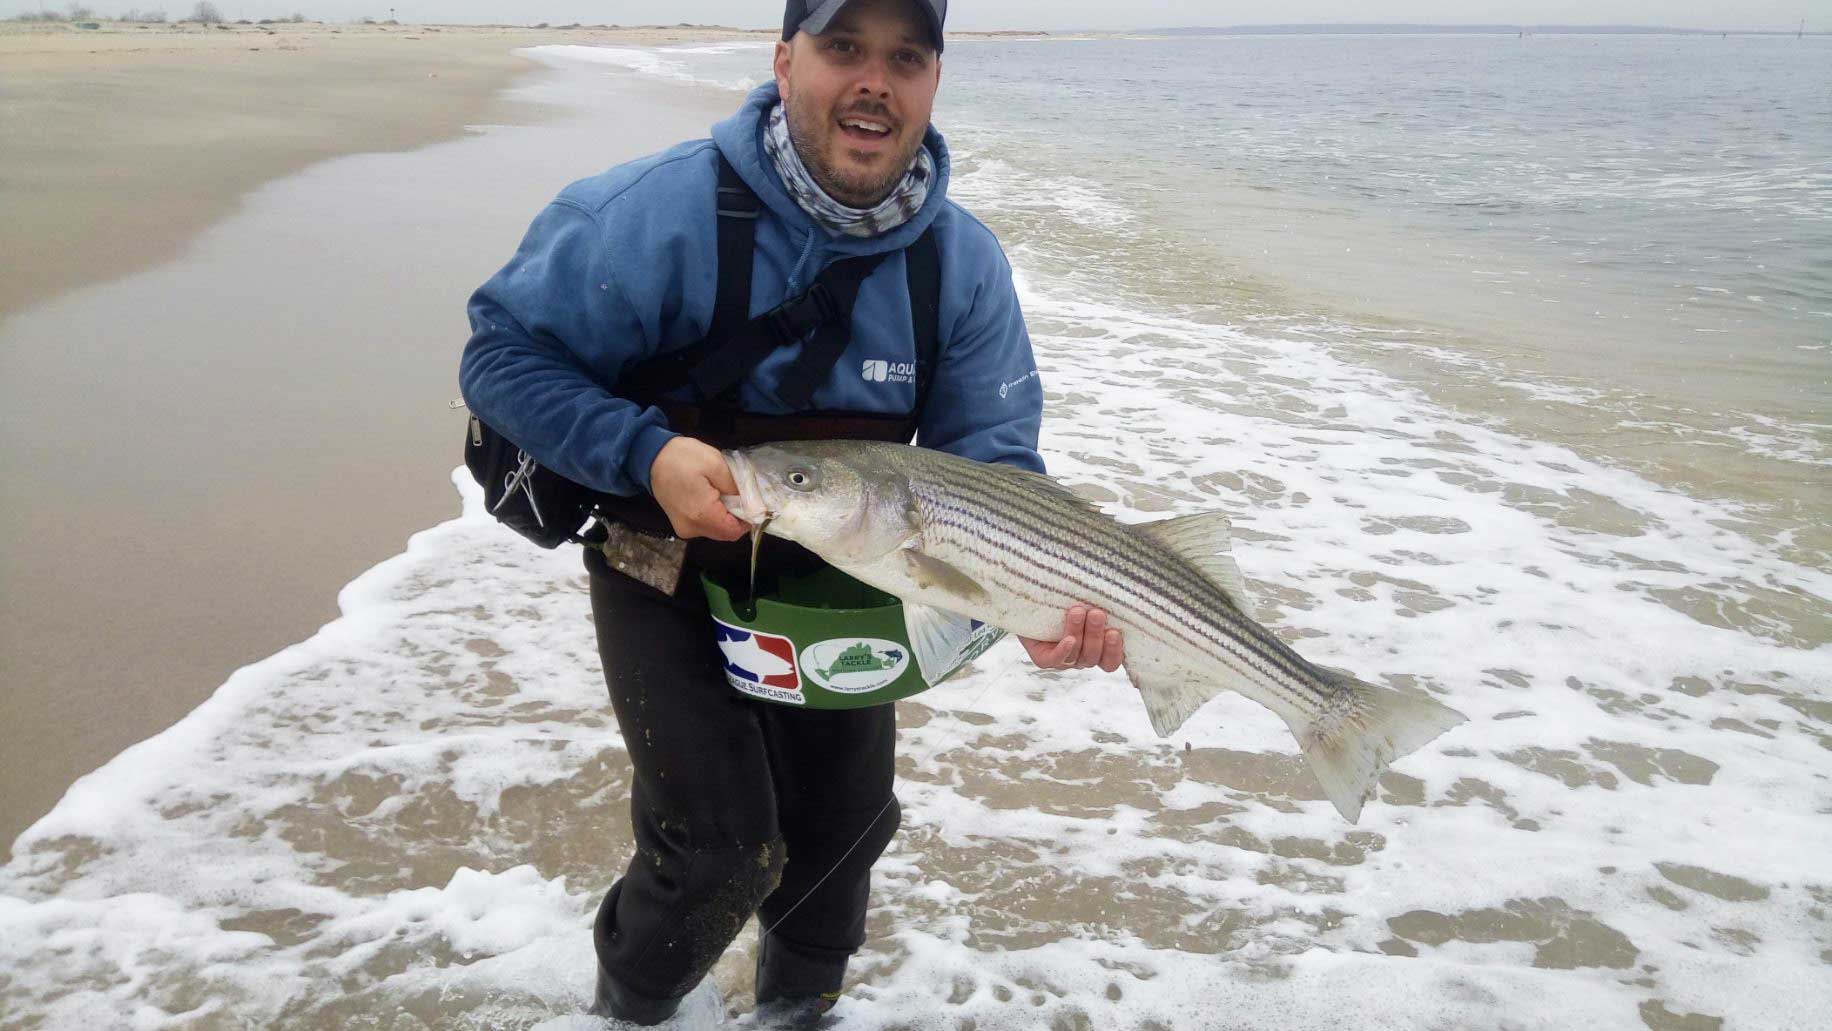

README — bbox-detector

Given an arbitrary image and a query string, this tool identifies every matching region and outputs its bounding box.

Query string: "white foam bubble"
[523,44,696,82]
[522,43,770,94]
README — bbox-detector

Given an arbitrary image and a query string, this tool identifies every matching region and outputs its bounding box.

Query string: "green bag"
[702,566,1005,709]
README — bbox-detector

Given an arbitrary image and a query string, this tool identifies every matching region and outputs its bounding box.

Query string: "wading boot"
[590,964,685,1026]
[751,994,838,1029]
[752,933,845,1028]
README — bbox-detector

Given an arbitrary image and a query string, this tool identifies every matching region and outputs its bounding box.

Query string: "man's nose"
[852,62,893,100]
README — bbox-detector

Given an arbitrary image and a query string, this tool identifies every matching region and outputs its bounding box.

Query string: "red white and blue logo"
[712,617,804,704]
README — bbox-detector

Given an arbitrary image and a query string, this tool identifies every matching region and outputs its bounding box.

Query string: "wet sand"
[0,21,757,852]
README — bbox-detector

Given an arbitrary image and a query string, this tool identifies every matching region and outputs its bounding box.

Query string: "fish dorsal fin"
[1141,512,1251,607]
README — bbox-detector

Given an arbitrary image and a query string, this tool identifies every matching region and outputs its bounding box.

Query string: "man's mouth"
[837,115,895,145]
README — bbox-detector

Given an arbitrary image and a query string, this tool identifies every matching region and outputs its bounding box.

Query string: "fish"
[721,440,1466,823]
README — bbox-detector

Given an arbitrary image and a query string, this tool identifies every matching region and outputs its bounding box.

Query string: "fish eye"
[785,467,817,492]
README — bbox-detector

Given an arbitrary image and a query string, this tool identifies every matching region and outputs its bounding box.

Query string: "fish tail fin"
[1285,672,1466,824]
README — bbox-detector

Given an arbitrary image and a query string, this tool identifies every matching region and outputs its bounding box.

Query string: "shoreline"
[0,22,778,320]
[0,20,1070,320]
[0,23,746,852]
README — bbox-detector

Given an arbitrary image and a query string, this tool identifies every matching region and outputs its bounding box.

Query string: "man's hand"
[649,437,749,542]
[1019,606,1125,673]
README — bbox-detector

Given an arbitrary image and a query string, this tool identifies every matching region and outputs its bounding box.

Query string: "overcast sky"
[17,1,1818,32]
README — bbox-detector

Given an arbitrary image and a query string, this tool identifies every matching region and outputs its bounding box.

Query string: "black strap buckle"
[766,282,838,344]
[716,184,760,219]
[804,281,840,324]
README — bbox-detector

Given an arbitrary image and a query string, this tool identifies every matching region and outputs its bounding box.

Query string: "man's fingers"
[1057,607,1086,668]
[1099,629,1124,673]
[1016,636,1046,666]
[1023,608,1126,674]
[1078,610,1108,667]
[650,437,751,541]
[697,503,749,542]
[707,454,740,497]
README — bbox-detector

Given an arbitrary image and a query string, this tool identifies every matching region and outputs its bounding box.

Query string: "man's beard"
[784,99,921,208]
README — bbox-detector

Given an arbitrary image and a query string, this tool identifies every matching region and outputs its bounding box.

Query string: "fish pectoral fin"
[903,602,983,685]
[1139,511,1251,610]
[1123,644,1223,739]
[900,550,990,603]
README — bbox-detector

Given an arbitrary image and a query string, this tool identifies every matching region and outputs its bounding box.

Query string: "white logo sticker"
[862,359,915,385]
[800,638,912,694]
[998,369,1040,399]
[712,617,804,704]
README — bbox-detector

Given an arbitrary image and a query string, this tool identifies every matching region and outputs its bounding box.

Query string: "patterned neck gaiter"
[763,102,934,239]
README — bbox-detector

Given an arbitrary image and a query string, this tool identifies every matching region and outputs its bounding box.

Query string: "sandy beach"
[0,20,763,851]
[0,21,781,318]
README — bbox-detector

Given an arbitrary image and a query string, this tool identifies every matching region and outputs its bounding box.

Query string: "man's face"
[773,0,941,208]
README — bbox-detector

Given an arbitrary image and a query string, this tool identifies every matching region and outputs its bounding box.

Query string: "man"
[460,1,1123,1024]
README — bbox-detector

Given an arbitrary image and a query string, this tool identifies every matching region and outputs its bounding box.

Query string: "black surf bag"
[463,414,603,549]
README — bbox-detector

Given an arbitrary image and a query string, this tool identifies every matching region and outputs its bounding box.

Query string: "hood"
[712,81,952,257]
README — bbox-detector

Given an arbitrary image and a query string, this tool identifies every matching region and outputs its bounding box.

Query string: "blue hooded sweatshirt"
[459,82,1045,499]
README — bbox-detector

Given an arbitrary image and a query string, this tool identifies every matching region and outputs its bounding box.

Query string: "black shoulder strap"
[709,157,759,346]
[770,252,894,410]
[617,156,758,403]
[620,163,945,416]
[736,227,941,412]
[906,227,942,415]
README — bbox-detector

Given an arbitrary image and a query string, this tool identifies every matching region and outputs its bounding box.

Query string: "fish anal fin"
[1141,512,1250,607]
[901,550,990,603]
[1284,670,1467,824]
[1122,642,1223,738]
[903,602,980,685]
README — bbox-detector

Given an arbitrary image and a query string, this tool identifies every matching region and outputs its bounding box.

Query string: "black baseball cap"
[783,0,946,53]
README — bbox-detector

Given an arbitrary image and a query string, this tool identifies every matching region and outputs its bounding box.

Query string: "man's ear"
[772,39,794,99]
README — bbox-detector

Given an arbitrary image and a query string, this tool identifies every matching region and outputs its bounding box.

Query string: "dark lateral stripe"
[931,461,1261,620]
[945,473,1328,705]
[913,458,1293,632]
[942,461,1319,669]
[926,470,1223,610]
[925,492,1310,697]
[938,525,1276,691]
[824,443,1329,712]
[945,522,1297,706]
[917,475,1326,702]
[919,490,1323,712]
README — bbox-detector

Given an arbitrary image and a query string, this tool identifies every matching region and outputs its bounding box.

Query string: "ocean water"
[3,37,1829,1030]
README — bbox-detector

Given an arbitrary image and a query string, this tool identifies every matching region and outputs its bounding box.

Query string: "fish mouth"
[721,449,775,527]
[722,449,778,600]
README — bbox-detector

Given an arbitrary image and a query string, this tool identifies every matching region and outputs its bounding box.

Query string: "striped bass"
[722,440,1465,823]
